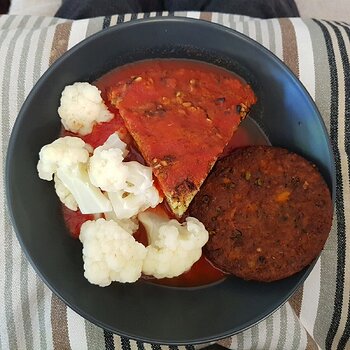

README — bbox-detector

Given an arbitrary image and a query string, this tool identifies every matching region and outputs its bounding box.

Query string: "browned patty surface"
[189,146,333,282]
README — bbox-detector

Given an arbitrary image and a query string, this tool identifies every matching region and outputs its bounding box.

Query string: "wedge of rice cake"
[108,61,256,216]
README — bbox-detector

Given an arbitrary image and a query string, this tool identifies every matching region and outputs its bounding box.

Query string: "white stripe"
[260,20,270,50]
[67,19,89,50]
[324,21,350,349]
[67,307,88,350]
[255,320,267,349]
[110,15,118,27]
[269,308,281,349]
[23,26,40,95]
[43,282,54,349]
[284,303,297,348]
[290,18,316,98]
[39,24,56,74]
[248,20,257,40]
[186,11,201,19]
[27,266,41,349]
[124,13,132,22]
[128,339,139,350]
[299,325,308,350]
[300,258,321,338]
[235,21,244,35]
[232,14,241,22]
[271,18,283,60]
[243,327,253,349]
[211,12,219,24]
[222,14,230,29]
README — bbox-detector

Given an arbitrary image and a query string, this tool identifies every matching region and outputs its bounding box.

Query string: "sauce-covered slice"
[106,60,257,216]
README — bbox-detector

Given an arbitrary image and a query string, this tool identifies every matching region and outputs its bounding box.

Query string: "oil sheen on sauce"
[62,59,269,287]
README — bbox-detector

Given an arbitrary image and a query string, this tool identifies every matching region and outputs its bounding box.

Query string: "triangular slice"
[108,61,256,216]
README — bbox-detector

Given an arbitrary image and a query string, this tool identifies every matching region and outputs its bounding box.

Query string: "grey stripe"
[303,19,338,350]
[20,258,33,349]
[242,21,249,36]
[276,306,288,349]
[17,16,44,112]
[255,20,263,46]
[86,17,104,37]
[291,311,301,350]
[0,15,16,30]
[32,26,49,83]
[36,277,48,349]
[266,20,276,56]
[85,320,106,350]
[0,18,15,46]
[2,16,31,350]
[228,13,237,31]
[250,324,259,350]
[264,314,274,349]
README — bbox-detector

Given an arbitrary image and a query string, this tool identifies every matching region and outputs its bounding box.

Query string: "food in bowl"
[36,58,332,287]
[189,146,333,282]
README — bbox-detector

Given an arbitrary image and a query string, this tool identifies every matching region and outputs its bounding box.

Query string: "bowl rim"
[5,16,336,345]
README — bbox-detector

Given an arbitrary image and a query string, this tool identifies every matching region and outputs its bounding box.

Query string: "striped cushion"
[0,12,349,350]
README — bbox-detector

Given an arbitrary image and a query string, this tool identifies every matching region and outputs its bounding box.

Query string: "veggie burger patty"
[189,146,333,282]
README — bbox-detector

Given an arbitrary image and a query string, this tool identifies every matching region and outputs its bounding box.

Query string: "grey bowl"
[6,17,335,345]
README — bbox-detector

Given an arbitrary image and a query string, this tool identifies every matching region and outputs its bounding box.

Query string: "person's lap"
[55,0,299,19]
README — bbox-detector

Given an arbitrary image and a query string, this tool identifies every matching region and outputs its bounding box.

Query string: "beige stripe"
[289,286,304,318]
[49,22,72,66]
[306,331,319,350]
[279,18,299,77]
[51,294,71,350]
[217,337,232,348]
[199,12,212,22]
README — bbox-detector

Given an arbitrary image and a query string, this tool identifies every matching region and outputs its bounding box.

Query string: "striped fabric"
[0,12,349,350]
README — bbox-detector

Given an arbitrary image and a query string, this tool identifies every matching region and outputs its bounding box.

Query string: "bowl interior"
[6,18,335,345]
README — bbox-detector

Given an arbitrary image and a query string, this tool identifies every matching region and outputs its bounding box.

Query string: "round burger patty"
[189,146,333,282]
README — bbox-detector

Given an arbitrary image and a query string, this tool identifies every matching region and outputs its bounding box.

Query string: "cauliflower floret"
[123,161,154,195]
[54,174,77,211]
[58,82,113,136]
[37,136,90,181]
[138,212,209,279]
[37,136,112,214]
[108,186,160,219]
[88,134,129,192]
[103,211,139,234]
[80,218,147,286]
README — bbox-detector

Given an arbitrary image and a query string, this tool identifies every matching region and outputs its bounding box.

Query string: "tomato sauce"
[61,59,267,287]
[62,206,94,239]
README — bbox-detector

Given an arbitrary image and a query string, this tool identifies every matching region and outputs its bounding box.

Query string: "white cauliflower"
[37,136,112,214]
[54,174,77,211]
[123,161,154,195]
[104,211,139,234]
[88,134,161,218]
[58,82,113,136]
[108,186,160,219]
[37,136,90,181]
[88,134,129,192]
[80,218,147,286]
[138,212,209,279]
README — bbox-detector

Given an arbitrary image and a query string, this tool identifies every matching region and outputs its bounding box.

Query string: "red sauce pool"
[62,59,269,287]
